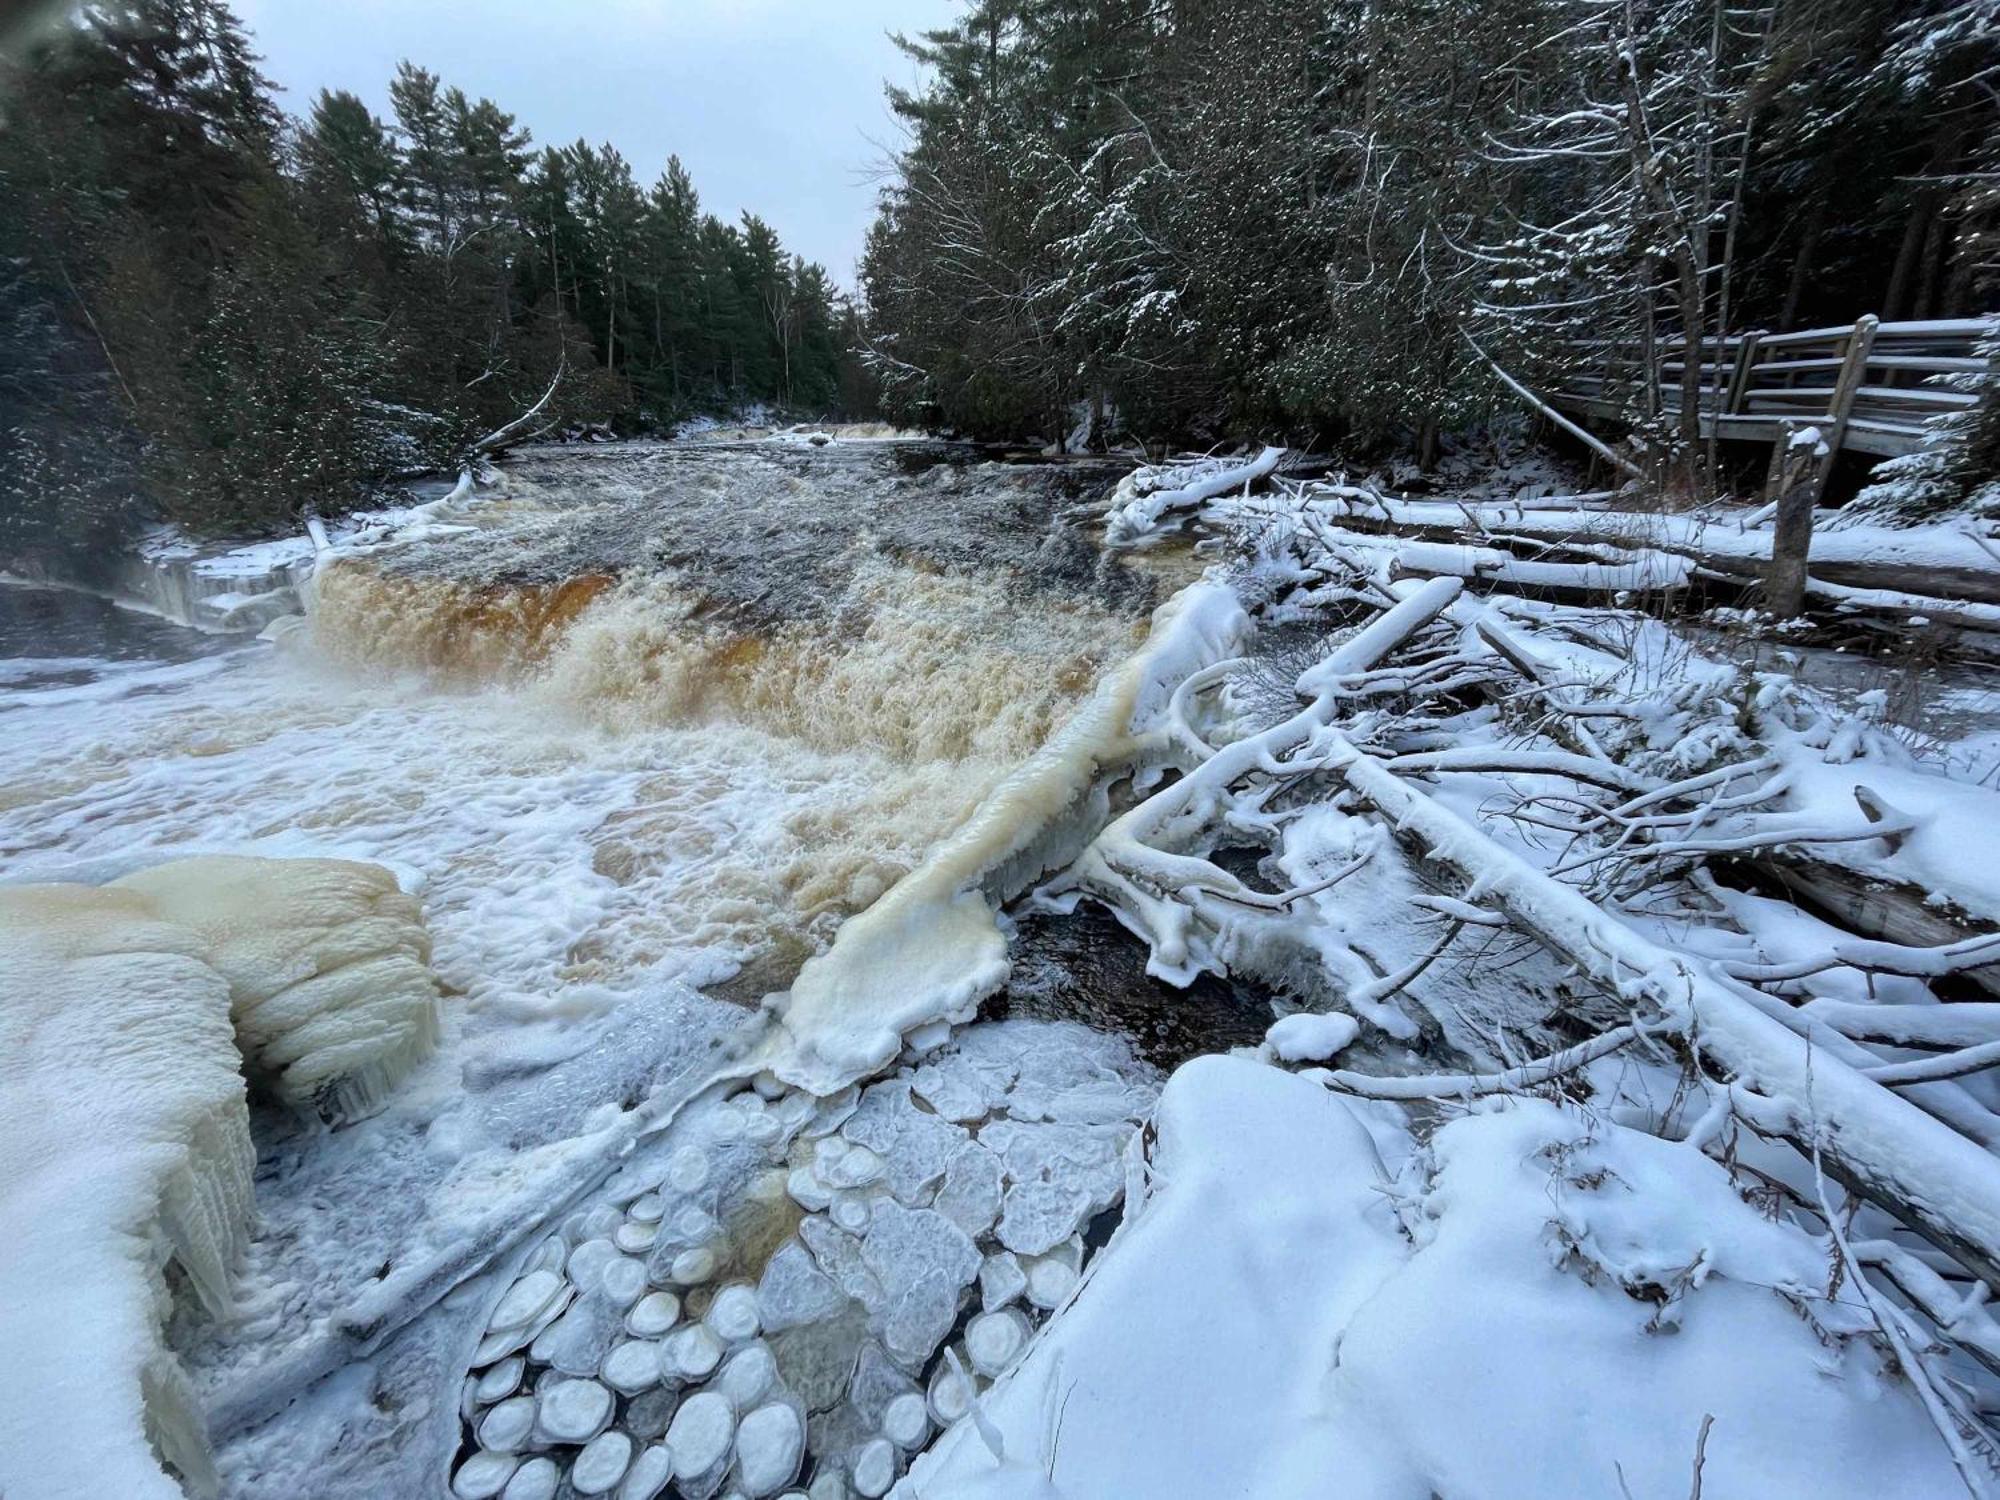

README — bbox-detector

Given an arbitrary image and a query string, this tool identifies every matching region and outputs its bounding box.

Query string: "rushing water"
[0,439,1293,1498]
[1,442,1162,1015]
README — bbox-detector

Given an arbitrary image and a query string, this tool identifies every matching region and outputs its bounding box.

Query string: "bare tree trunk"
[1779,201,1823,328]
[1885,130,1962,319]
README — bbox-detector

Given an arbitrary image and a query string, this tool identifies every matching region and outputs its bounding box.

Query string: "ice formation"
[0,885,255,1500]
[0,853,447,1499]
[442,1021,1157,1498]
[114,855,440,1123]
[771,582,1247,1093]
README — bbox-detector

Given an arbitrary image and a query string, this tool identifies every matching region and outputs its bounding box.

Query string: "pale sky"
[235,0,953,287]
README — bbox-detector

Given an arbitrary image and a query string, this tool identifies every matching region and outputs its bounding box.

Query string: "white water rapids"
[0,439,1228,1499]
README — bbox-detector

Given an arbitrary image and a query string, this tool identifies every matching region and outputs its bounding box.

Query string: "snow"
[534,1378,613,1444]
[1264,1011,1360,1062]
[0,885,255,1500]
[904,1057,1965,1499]
[666,1390,736,1479]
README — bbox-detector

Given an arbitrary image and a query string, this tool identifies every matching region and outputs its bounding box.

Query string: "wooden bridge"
[1549,315,1993,463]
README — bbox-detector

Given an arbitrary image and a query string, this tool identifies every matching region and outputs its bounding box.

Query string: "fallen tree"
[1042,468,2000,1443]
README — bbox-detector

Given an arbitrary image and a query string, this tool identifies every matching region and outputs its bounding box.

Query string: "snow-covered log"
[1317,729,2000,1289]
[1052,577,1464,985]
[1214,483,2000,631]
[1104,445,1286,546]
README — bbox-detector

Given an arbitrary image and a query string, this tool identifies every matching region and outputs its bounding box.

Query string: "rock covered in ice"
[453,1450,520,1499]
[618,1444,674,1500]
[821,1142,885,1190]
[668,1245,721,1286]
[627,1289,681,1338]
[1024,1252,1080,1311]
[476,1283,574,1365]
[667,1390,737,1479]
[840,1081,969,1203]
[501,1456,559,1500]
[475,1356,525,1404]
[490,1270,566,1333]
[830,1192,873,1234]
[910,1059,990,1122]
[542,1291,629,1377]
[706,1283,762,1343]
[1008,1073,1153,1126]
[862,1203,981,1368]
[786,1165,833,1213]
[997,1179,1093,1256]
[477,1395,536,1452]
[616,1220,659,1254]
[851,1437,897,1497]
[756,1240,847,1332]
[734,1402,806,1496]
[535,1378,614,1443]
[601,1255,650,1307]
[717,1342,778,1408]
[980,1120,1126,1210]
[934,1142,1004,1238]
[882,1392,930,1449]
[927,1360,975,1426]
[668,1146,710,1193]
[629,1193,666,1224]
[801,1086,858,1138]
[602,1338,664,1394]
[979,1251,1027,1311]
[965,1309,1030,1376]
[662,1322,726,1380]
[572,1430,635,1495]
[581,1205,624,1240]
[569,1237,622,1291]
[799,1217,885,1312]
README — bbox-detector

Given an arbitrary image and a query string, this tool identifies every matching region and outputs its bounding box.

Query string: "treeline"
[0,0,872,546]
[864,0,1998,478]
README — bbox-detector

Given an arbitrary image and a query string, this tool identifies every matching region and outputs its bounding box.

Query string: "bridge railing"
[1550,315,1993,459]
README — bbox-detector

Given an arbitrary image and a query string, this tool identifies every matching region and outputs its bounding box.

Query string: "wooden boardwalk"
[1550,315,1992,460]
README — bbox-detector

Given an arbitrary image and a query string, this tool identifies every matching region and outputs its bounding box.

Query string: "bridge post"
[1724,332,1763,415]
[1765,315,1880,617]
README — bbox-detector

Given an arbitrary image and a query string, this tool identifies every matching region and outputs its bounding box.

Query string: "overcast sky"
[235,0,953,287]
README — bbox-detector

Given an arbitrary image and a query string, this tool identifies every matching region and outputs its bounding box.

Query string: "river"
[0,437,1250,1499]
